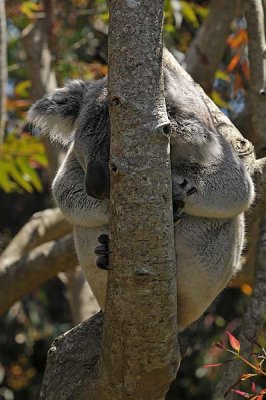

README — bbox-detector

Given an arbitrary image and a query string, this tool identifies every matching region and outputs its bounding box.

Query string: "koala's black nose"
[85,160,110,200]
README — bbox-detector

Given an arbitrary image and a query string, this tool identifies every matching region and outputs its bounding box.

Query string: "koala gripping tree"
[40,1,180,400]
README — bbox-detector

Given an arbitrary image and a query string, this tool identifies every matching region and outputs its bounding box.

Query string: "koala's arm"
[173,144,254,219]
[53,144,109,227]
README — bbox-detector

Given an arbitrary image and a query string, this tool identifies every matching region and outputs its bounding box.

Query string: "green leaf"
[211,90,229,109]
[16,157,43,192]
[0,161,19,192]
[15,80,31,98]
[32,153,49,168]
[20,2,41,18]
[180,1,199,28]
[6,162,33,193]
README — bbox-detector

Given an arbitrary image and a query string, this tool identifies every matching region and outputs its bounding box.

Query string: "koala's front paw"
[94,234,111,270]
[173,179,197,222]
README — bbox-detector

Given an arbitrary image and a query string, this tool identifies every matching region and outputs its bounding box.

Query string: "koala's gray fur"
[28,66,254,331]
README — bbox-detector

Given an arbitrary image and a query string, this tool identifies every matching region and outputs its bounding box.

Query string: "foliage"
[205,332,266,399]
[0,134,47,193]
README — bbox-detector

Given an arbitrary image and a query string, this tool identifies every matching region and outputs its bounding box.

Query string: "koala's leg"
[175,214,244,330]
[52,145,109,227]
[172,179,197,222]
[74,225,108,311]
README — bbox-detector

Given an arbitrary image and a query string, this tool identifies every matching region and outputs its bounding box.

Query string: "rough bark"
[0,0,7,143]
[40,312,104,400]
[96,2,179,399]
[185,0,243,94]
[0,234,76,315]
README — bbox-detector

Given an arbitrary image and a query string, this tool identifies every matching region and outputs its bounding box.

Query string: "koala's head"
[28,77,111,200]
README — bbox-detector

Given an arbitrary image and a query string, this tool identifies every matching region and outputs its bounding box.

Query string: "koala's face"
[169,113,222,166]
[28,78,111,200]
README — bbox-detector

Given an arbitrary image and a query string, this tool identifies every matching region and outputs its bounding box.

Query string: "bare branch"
[0,208,72,266]
[0,234,76,315]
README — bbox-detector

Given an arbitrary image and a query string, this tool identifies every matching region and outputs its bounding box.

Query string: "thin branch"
[0,234,77,315]
[0,208,72,265]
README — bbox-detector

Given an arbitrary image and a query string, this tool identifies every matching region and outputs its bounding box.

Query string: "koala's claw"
[173,180,197,222]
[94,234,111,270]
[186,187,197,196]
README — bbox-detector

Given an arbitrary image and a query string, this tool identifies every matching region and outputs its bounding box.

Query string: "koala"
[28,65,254,331]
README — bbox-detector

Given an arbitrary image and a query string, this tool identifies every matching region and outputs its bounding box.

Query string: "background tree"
[0,0,7,143]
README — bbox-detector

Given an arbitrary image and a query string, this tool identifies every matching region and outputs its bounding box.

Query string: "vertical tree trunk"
[94,1,180,399]
[185,0,243,94]
[246,0,266,157]
[22,15,59,175]
[22,2,92,324]
[0,0,7,144]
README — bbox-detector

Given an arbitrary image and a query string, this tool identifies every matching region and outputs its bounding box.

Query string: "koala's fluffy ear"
[28,80,88,145]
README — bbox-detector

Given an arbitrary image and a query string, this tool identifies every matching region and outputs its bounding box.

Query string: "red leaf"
[231,389,250,398]
[227,331,241,352]
[227,29,248,49]
[203,363,223,368]
[252,382,257,393]
[227,53,241,73]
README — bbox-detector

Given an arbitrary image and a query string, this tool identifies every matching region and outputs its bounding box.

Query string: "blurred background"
[0,1,265,399]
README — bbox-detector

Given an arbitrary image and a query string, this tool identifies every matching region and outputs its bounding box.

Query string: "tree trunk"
[0,0,7,143]
[96,0,180,398]
[22,16,59,175]
[185,0,243,94]
[22,2,93,324]
[245,0,266,157]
